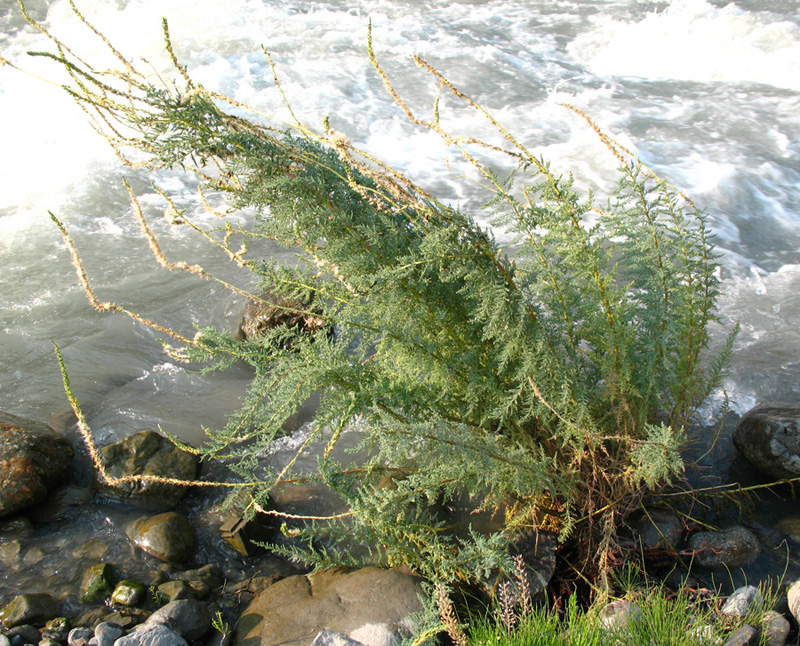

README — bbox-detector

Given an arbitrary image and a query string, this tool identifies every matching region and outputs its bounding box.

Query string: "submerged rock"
[235,567,424,646]
[126,511,197,564]
[0,411,74,518]
[96,430,199,510]
[732,403,800,479]
[687,526,761,569]
[0,593,60,628]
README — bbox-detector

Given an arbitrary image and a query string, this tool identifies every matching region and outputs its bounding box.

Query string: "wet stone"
[110,580,146,607]
[125,512,197,564]
[97,430,199,511]
[71,539,109,562]
[80,564,114,604]
[0,412,74,518]
[0,594,60,629]
[687,526,761,569]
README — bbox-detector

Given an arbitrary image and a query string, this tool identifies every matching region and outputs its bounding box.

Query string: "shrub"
[20,4,735,585]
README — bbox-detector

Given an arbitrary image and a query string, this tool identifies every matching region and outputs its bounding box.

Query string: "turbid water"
[1,0,800,602]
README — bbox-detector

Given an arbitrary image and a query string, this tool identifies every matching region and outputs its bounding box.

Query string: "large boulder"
[732,404,800,479]
[0,411,74,518]
[235,567,424,646]
[96,430,199,510]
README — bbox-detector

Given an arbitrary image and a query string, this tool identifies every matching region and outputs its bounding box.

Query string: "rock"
[723,625,758,646]
[114,623,188,646]
[0,411,74,518]
[598,600,643,631]
[110,580,147,607]
[732,404,800,479]
[0,516,34,537]
[156,580,194,602]
[92,621,124,646]
[125,511,197,564]
[177,564,223,599]
[238,291,325,342]
[28,485,93,523]
[687,526,760,569]
[762,610,790,646]
[72,607,111,631]
[96,430,199,510]
[777,517,800,543]
[0,594,60,629]
[631,509,683,550]
[0,634,9,646]
[721,586,762,617]
[80,564,115,604]
[68,627,93,646]
[787,578,800,623]
[479,529,557,603]
[235,567,425,646]
[146,599,211,642]
[5,624,40,644]
[311,630,367,646]
[101,609,148,631]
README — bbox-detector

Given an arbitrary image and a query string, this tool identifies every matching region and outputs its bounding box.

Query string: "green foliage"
[23,5,735,584]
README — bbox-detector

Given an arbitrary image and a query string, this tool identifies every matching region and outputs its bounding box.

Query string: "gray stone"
[723,625,758,646]
[110,580,146,607]
[235,567,424,646]
[80,564,114,604]
[687,526,760,569]
[146,599,211,642]
[762,610,790,646]
[0,634,8,646]
[0,412,74,518]
[787,578,800,624]
[0,595,60,629]
[92,622,124,646]
[721,586,762,617]
[67,627,93,646]
[97,430,199,510]
[311,630,367,646]
[125,511,197,564]
[732,403,800,479]
[114,623,188,646]
[598,600,643,631]
[6,624,41,644]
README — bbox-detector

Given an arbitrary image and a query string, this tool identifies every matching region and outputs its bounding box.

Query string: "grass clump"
[14,2,737,588]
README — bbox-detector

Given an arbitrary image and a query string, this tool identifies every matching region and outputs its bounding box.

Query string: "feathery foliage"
[17,2,735,585]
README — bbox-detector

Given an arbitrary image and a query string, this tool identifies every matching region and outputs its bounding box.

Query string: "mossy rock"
[80,563,115,604]
[110,580,147,607]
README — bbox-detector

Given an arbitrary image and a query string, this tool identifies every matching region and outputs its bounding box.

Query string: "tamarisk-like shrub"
[17,3,735,584]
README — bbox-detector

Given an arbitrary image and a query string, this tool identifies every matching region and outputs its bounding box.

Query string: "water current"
[1,0,800,599]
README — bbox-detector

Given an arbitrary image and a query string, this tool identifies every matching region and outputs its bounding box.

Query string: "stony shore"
[1,401,800,646]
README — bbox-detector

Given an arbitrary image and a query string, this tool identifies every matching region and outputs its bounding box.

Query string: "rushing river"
[2,0,800,440]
